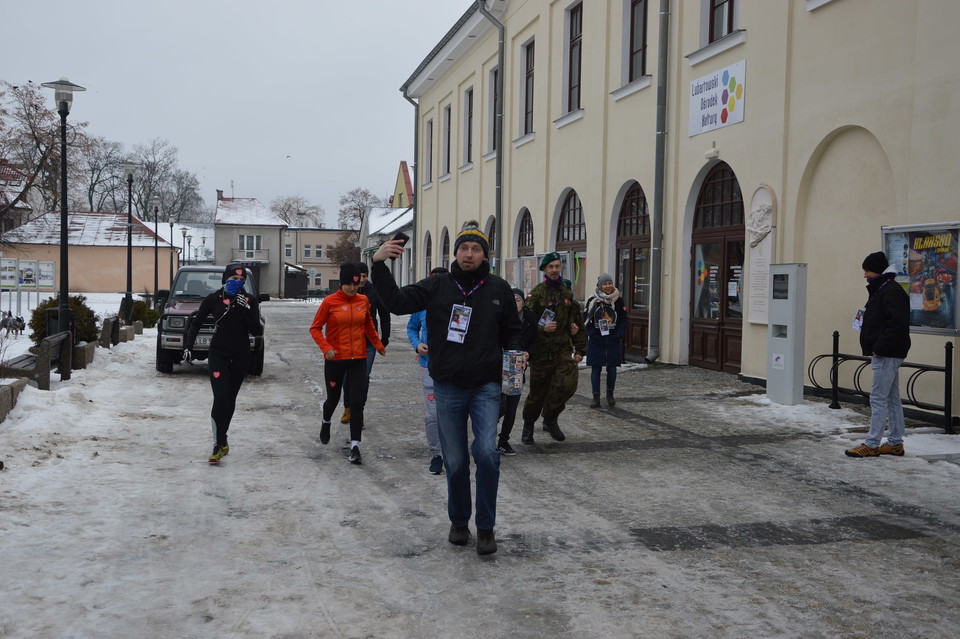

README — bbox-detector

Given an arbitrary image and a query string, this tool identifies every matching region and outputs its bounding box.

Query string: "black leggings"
[208,352,250,447]
[323,358,368,442]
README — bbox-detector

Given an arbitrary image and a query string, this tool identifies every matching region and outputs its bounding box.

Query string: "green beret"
[539,251,561,271]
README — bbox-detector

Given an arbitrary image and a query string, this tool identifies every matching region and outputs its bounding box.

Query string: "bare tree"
[327,231,361,264]
[271,195,324,227]
[338,187,384,239]
[0,80,88,225]
[80,136,125,212]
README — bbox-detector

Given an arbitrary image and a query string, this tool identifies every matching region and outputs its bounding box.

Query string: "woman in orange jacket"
[309,263,386,464]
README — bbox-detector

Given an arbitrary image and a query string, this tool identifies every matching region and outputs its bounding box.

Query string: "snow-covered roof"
[367,206,413,236]
[215,197,286,227]
[2,211,173,247]
[0,161,30,210]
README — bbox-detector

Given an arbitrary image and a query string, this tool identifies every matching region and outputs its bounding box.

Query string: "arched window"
[441,228,451,269]
[556,191,586,245]
[694,163,744,229]
[424,231,432,277]
[518,208,534,256]
[485,217,497,260]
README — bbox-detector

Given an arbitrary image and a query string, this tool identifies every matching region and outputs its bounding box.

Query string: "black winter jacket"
[859,272,911,358]
[359,281,391,346]
[184,288,262,358]
[371,260,523,388]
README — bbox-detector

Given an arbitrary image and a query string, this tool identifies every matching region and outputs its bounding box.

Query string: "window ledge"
[553,108,584,129]
[611,76,652,102]
[458,162,474,174]
[807,0,839,10]
[482,149,497,162]
[686,29,747,67]
[439,173,452,183]
[513,132,536,148]
[423,181,433,191]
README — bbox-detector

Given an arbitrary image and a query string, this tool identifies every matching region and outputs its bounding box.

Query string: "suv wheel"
[156,335,176,373]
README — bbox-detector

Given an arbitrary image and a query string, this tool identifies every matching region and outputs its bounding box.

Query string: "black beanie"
[356,262,369,275]
[340,263,362,286]
[861,251,889,274]
[222,264,246,283]
[511,288,525,300]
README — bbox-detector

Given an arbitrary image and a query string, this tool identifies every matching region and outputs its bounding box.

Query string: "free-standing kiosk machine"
[767,263,807,405]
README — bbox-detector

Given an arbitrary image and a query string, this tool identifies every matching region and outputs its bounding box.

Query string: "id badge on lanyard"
[448,304,473,343]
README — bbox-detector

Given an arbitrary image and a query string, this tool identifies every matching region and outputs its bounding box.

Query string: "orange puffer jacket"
[310,289,384,360]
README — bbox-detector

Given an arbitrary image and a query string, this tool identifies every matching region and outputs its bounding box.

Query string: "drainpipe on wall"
[477,0,505,272]
[646,0,670,364]
[402,90,419,283]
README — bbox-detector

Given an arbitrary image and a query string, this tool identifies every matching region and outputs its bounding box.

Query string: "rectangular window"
[566,3,583,113]
[284,243,292,258]
[463,87,474,164]
[522,40,535,135]
[488,67,499,152]
[442,104,452,175]
[424,119,434,184]
[315,245,322,259]
[304,245,312,259]
[314,273,323,287]
[710,0,735,43]
[629,0,648,82]
[239,234,261,259]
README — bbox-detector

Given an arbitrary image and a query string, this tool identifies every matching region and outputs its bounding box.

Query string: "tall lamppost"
[40,77,85,334]
[186,235,193,266]
[180,227,188,267]
[119,162,140,323]
[149,197,160,305]
[168,216,175,286]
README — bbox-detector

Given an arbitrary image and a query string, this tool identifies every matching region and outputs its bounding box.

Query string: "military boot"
[606,390,616,407]
[590,394,601,408]
[521,422,535,444]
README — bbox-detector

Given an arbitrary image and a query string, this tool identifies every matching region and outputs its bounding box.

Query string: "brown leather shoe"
[340,408,351,424]
[845,443,879,457]
[878,442,905,456]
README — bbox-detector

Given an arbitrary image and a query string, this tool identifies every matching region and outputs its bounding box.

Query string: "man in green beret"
[521,252,587,443]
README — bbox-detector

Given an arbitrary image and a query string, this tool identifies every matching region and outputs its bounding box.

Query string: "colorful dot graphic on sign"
[697,261,708,285]
[720,70,744,125]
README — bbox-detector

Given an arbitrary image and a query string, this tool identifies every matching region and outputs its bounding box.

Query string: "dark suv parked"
[156,265,268,375]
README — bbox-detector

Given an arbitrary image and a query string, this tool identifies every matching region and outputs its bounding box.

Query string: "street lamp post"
[180,227,187,266]
[41,77,86,335]
[119,162,140,323]
[168,217,175,287]
[149,198,160,306]
[186,235,193,266]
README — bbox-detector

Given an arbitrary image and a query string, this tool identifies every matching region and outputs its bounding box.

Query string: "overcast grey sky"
[5,0,471,225]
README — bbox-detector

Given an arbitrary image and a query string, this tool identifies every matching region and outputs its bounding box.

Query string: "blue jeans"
[591,365,618,395]
[433,380,501,531]
[865,356,906,448]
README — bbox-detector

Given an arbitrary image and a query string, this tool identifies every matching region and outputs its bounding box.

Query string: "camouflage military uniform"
[522,281,588,432]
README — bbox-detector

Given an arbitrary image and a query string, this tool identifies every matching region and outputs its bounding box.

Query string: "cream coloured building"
[400,0,960,416]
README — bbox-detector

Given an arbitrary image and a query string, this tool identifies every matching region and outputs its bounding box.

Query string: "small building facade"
[214,192,287,298]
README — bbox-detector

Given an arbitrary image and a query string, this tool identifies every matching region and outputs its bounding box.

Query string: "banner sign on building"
[882,223,959,334]
[689,60,746,137]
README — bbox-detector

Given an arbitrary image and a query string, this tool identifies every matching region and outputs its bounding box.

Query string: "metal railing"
[808,331,954,434]
[231,248,270,262]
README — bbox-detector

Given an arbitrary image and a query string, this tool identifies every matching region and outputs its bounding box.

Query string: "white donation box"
[766,263,807,405]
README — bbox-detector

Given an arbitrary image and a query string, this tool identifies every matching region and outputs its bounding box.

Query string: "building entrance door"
[688,162,744,373]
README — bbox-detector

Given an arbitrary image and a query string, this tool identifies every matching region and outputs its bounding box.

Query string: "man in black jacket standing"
[846,251,911,457]
[371,222,525,555]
